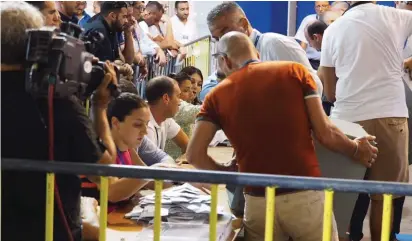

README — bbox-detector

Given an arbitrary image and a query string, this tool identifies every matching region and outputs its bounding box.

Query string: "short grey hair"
[1,2,44,65]
[206,1,245,26]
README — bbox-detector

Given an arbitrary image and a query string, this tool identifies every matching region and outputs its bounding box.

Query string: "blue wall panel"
[236,1,288,35]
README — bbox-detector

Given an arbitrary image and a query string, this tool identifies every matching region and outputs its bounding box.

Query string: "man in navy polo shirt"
[83,1,134,64]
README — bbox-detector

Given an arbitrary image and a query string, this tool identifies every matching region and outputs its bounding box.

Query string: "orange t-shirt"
[198,61,321,195]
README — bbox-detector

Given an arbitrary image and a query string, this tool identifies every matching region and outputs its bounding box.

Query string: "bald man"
[331,1,350,15]
[187,31,378,241]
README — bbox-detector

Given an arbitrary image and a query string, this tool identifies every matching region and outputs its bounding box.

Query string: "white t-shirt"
[251,29,323,95]
[295,14,321,60]
[147,112,181,150]
[170,15,198,45]
[139,20,167,39]
[320,3,412,122]
[404,35,412,90]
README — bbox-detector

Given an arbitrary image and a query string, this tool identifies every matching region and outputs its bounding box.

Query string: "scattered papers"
[209,130,229,147]
[125,183,227,224]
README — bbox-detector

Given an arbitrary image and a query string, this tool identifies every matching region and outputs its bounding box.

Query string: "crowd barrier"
[136,35,216,99]
[3,158,412,241]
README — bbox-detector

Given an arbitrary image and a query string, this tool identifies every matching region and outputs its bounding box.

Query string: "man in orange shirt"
[186,31,378,241]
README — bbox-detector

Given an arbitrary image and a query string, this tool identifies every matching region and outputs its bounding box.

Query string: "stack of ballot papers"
[125,183,228,224]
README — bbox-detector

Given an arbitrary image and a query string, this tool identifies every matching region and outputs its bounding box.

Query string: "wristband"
[353,141,359,157]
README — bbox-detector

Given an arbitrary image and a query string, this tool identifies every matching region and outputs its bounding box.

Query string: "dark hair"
[26,1,46,11]
[108,93,148,126]
[180,66,203,81]
[169,72,192,86]
[118,78,138,95]
[146,1,163,12]
[100,1,128,16]
[306,20,328,38]
[175,1,188,9]
[207,2,242,25]
[145,76,176,105]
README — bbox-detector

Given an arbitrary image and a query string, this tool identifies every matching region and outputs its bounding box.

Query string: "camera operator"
[1,2,117,241]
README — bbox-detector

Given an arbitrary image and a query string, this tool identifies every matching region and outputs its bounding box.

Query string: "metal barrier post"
[99,176,109,241]
[154,180,163,241]
[322,189,334,241]
[85,99,90,116]
[209,184,219,241]
[45,173,55,241]
[381,194,393,241]
[264,186,276,241]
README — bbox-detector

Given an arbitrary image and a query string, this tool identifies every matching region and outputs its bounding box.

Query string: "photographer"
[1,2,117,241]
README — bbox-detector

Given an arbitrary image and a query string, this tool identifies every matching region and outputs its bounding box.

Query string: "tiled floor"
[208,147,412,241]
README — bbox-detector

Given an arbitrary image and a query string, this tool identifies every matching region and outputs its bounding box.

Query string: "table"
[106,185,242,240]
[106,147,241,240]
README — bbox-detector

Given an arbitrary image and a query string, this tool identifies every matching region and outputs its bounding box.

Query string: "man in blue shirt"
[199,71,226,102]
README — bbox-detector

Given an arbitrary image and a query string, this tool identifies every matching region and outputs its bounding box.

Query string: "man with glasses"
[129,1,166,66]
[295,1,330,70]
[187,31,378,241]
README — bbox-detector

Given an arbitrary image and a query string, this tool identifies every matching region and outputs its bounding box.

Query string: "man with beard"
[170,1,198,45]
[56,1,79,24]
[83,1,134,64]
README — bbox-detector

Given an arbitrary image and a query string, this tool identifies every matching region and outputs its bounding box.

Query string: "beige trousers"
[243,191,339,241]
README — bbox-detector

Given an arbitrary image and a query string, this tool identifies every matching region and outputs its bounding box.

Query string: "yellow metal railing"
[182,36,212,78]
[3,157,401,241]
[43,179,397,241]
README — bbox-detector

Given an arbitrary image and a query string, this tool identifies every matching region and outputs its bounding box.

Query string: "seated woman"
[165,72,201,159]
[180,66,204,105]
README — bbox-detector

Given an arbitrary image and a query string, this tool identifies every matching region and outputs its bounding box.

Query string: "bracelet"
[353,141,359,157]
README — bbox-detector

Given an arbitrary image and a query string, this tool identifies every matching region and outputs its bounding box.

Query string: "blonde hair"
[1,2,44,64]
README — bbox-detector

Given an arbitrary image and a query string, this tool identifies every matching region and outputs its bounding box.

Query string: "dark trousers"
[349,185,405,240]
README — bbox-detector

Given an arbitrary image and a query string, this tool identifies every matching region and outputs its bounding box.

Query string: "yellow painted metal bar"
[322,190,334,241]
[85,99,90,116]
[381,194,393,241]
[99,176,109,241]
[45,173,55,241]
[264,186,276,241]
[154,180,163,241]
[209,184,219,241]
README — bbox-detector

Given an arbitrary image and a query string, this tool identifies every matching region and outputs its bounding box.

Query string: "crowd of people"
[1,1,412,241]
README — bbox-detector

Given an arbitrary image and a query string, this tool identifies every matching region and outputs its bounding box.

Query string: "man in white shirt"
[318,2,412,240]
[295,1,330,70]
[130,1,166,65]
[206,2,323,96]
[139,1,180,52]
[145,76,189,153]
[170,1,198,45]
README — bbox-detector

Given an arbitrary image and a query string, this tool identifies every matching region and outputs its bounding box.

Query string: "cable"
[48,83,74,241]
